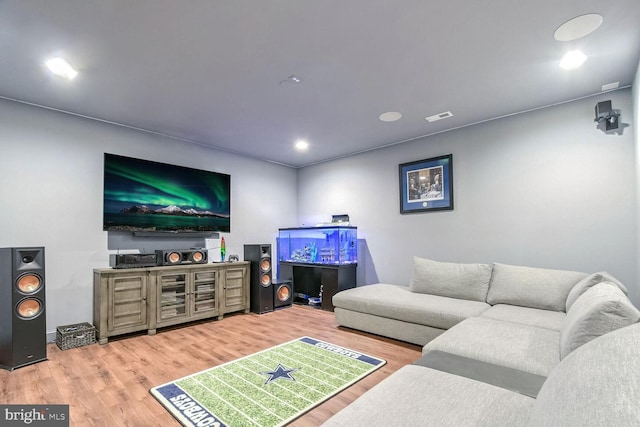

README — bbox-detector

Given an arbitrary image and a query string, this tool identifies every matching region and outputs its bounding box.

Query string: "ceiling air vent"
[425,111,453,123]
[601,82,619,92]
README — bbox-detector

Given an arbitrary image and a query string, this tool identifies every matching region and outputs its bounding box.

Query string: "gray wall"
[0,98,298,337]
[634,62,640,306]
[297,89,639,305]
[1,84,637,337]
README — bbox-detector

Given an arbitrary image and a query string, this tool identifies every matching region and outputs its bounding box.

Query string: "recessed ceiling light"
[559,50,587,70]
[425,111,453,122]
[554,14,603,42]
[45,57,78,80]
[295,139,309,151]
[378,112,402,122]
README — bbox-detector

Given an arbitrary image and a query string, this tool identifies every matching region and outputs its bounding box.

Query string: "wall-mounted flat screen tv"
[103,153,230,233]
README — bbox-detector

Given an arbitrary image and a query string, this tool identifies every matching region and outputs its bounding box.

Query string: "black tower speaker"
[0,247,47,371]
[244,244,273,314]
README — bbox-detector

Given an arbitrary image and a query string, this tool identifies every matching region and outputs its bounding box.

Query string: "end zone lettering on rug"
[150,337,386,427]
[300,337,383,365]
[156,383,222,427]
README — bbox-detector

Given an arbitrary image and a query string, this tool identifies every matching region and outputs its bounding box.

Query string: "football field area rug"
[150,337,386,427]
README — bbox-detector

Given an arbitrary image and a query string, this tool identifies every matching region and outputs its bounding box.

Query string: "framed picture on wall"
[399,154,453,214]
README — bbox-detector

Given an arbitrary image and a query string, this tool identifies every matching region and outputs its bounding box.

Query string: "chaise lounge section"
[323,322,640,426]
[333,282,490,345]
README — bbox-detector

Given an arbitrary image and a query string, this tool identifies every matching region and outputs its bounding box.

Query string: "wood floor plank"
[0,305,421,426]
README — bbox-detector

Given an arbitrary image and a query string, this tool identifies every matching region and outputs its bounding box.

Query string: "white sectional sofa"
[325,257,640,426]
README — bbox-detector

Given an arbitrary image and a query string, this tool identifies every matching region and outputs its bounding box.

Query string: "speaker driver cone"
[192,251,204,263]
[260,273,271,287]
[16,298,43,319]
[276,285,290,302]
[167,251,181,264]
[16,273,42,294]
[259,259,271,272]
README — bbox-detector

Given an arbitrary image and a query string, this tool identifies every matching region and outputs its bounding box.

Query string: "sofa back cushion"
[409,257,492,302]
[528,323,640,426]
[559,282,640,359]
[565,271,628,312]
[486,263,586,311]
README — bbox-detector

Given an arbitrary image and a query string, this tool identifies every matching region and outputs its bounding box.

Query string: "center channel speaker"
[0,247,47,371]
[156,249,207,266]
[244,244,273,314]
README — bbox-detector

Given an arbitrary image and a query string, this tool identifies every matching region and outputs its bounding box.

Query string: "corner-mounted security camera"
[594,100,620,132]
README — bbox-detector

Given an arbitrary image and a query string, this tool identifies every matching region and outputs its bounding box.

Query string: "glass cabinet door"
[159,272,187,321]
[193,270,216,314]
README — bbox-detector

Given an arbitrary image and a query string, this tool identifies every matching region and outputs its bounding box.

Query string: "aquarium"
[278,226,357,265]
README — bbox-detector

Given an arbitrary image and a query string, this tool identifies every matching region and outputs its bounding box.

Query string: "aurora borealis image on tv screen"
[103,153,230,232]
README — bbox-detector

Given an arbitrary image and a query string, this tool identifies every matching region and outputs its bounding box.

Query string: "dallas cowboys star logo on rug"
[260,364,299,385]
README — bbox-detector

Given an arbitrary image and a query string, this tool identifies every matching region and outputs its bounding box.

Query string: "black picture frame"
[399,154,453,214]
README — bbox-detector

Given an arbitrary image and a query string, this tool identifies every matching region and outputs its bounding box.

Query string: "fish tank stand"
[278,262,356,312]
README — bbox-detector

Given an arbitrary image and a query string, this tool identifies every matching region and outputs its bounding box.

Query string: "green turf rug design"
[150,336,386,427]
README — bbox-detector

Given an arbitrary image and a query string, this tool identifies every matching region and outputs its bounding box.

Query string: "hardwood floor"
[0,305,421,426]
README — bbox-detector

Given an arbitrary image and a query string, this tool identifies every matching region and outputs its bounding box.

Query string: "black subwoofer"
[273,281,293,309]
[0,247,47,371]
[244,244,273,314]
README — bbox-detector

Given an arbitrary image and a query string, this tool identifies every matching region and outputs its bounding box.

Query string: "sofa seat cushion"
[559,282,640,359]
[332,284,490,330]
[480,304,566,331]
[423,317,560,376]
[409,256,492,302]
[486,263,587,311]
[322,364,535,427]
[529,323,640,426]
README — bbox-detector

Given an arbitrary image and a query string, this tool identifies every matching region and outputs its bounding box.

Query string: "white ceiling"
[1,1,639,168]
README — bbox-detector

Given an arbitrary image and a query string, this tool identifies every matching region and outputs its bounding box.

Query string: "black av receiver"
[109,253,158,269]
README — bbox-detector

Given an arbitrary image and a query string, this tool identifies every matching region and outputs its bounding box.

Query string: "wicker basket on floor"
[56,322,97,350]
